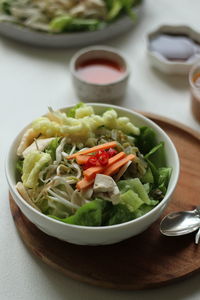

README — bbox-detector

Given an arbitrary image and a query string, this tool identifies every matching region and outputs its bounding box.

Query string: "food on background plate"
[0,0,142,33]
[15,103,172,226]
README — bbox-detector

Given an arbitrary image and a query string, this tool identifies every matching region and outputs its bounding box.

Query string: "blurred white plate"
[0,6,142,48]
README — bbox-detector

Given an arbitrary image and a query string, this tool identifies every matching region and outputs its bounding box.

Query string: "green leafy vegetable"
[50,15,72,32]
[105,203,134,225]
[50,199,135,226]
[107,0,123,20]
[144,142,164,159]
[16,159,23,175]
[120,189,143,212]
[146,158,159,184]
[118,178,150,204]
[147,160,172,199]
[157,167,172,194]
[42,197,71,218]
[105,0,140,21]
[50,199,104,226]
[16,158,23,181]
[66,18,101,32]
[145,142,166,169]
[133,203,158,218]
[50,16,101,32]
[141,167,154,184]
[136,126,157,155]
[126,178,150,204]
[122,0,137,21]
[136,127,168,196]
[118,178,158,215]
[45,138,60,161]
[0,0,12,14]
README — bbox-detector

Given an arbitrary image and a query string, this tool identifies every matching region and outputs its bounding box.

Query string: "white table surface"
[1,0,200,299]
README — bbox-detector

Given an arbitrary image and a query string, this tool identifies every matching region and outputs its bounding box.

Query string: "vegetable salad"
[0,0,142,33]
[16,103,172,226]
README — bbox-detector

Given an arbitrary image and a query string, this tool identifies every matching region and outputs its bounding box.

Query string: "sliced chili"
[97,151,109,166]
[107,148,118,158]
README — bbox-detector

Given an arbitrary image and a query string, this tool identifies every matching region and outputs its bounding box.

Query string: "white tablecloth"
[1,0,200,299]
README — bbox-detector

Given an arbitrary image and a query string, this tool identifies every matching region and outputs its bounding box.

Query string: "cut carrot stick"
[76,155,90,165]
[83,152,126,180]
[76,177,94,190]
[83,166,103,180]
[67,141,118,159]
[103,154,135,176]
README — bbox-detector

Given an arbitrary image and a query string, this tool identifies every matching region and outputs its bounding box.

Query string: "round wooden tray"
[9,113,200,290]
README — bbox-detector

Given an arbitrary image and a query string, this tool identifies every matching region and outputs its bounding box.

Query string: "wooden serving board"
[9,113,200,290]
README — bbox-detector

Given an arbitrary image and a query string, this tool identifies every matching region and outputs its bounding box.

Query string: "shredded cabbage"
[22,151,51,188]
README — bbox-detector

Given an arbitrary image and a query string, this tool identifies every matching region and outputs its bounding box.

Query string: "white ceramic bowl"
[147,25,200,75]
[70,46,130,102]
[5,104,180,245]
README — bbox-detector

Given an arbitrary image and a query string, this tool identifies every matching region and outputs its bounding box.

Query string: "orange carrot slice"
[83,152,126,180]
[103,154,135,176]
[76,155,90,165]
[67,141,118,159]
[76,177,94,190]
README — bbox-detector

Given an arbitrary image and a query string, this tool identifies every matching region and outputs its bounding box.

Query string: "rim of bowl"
[69,45,130,87]
[5,103,180,232]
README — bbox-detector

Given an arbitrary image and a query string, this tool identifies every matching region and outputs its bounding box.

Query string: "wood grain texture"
[9,113,200,290]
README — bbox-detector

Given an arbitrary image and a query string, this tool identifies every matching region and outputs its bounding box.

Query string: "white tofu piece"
[93,174,120,205]
[94,174,116,193]
[22,137,55,158]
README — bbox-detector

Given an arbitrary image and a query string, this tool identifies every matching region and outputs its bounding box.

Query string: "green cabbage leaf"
[22,151,51,188]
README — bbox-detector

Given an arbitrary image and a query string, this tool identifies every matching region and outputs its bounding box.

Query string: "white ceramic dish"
[147,25,200,75]
[0,6,142,48]
[5,103,180,245]
[70,45,130,102]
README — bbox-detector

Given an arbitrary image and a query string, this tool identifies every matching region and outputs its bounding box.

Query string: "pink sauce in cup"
[76,58,125,84]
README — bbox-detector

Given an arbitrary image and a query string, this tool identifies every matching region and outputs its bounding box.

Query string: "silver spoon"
[160,206,200,238]
[195,228,200,244]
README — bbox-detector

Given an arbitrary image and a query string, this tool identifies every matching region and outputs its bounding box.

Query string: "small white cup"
[70,45,130,102]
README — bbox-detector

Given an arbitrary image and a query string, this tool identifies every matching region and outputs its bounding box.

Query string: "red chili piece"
[82,148,117,169]
[107,148,118,158]
[97,151,109,166]
[82,162,91,170]
[88,156,98,166]
[82,156,98,169]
